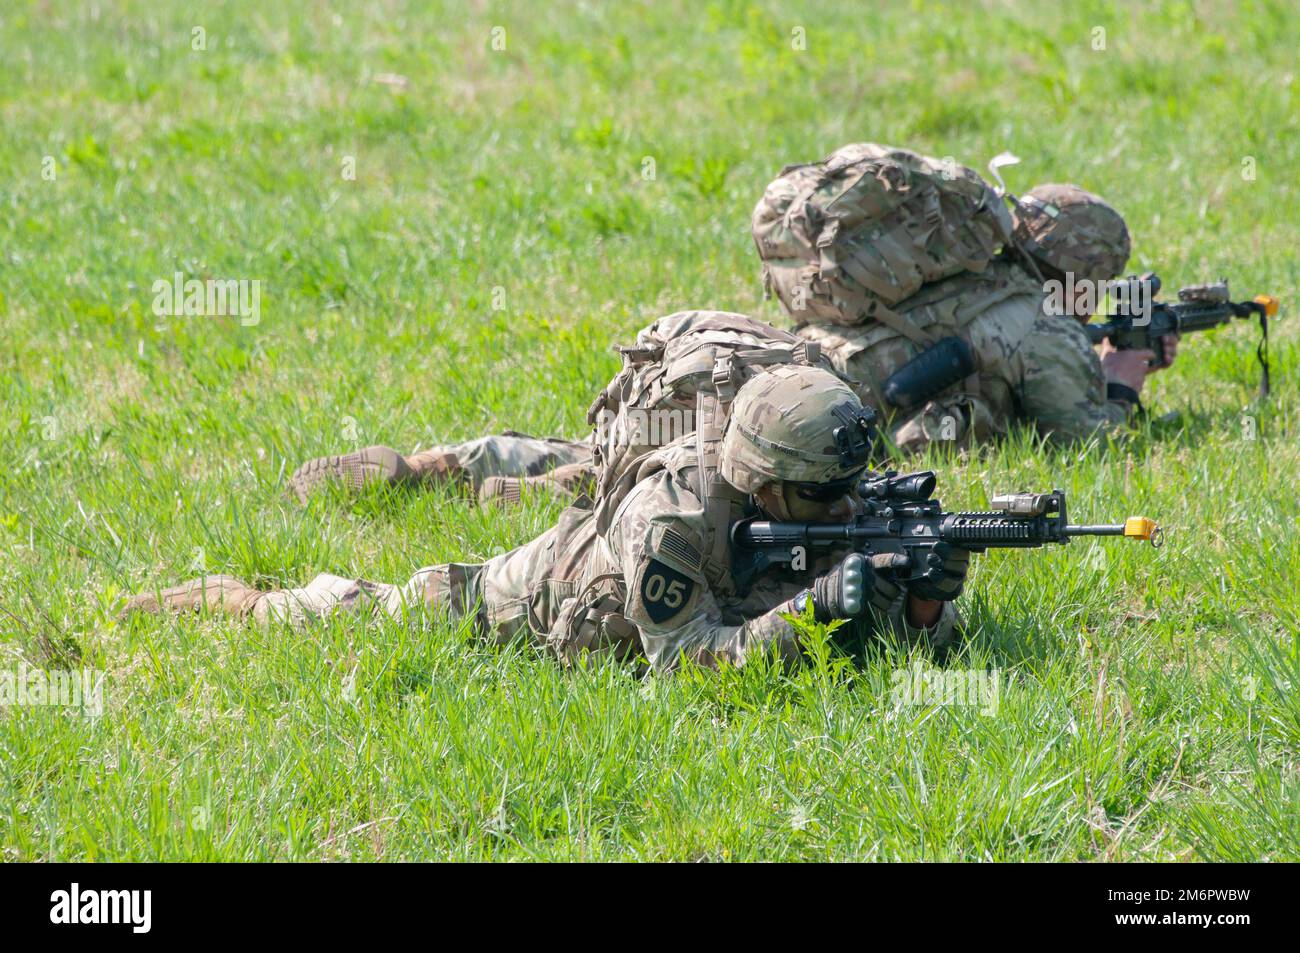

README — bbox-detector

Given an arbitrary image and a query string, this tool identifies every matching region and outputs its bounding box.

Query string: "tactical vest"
[550,439,751,664]
[594,438,750,592]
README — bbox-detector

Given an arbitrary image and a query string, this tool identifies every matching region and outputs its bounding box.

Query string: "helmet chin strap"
[753,483,795,522]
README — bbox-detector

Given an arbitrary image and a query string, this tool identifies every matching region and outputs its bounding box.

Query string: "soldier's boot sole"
[478,476,524,505]
[119,574,263,618]
[287,445,414,504]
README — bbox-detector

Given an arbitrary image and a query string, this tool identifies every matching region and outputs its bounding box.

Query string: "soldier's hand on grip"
[1153,332,1180,370]
[802,553,902,622]
[1099,340,1156,393]
[906,542,972,602]
[802,553,864,622]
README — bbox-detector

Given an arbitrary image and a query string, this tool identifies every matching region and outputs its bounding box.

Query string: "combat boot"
[288,445,467,503]
[478,462,595,505]
[119,575,263,618]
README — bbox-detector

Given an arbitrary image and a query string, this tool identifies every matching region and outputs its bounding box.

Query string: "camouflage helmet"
[1011,183,1131,285]
[720,364,875,493]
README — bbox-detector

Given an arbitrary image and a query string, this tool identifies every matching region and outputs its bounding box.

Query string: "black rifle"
[732,470,1159,588]
[1084,273,1279,398]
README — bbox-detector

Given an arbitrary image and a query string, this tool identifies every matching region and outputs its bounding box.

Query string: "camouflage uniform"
[290,310,828,504]
[412,433,590,487]
[127,367,957,671]
[287,432,592,504]
[789,183,1137,453]
[796,257,1131,453]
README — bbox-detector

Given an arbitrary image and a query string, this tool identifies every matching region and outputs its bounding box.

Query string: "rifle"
[1084,273,1279,398]
[732,469,1160,588]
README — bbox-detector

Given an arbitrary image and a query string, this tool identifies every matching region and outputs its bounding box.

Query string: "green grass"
[1,0,1297,860]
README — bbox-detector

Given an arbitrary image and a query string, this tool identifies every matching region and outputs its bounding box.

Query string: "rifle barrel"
[1171,302,1235,333]
[1063,524,1125,536]
[1067,517,1161,544]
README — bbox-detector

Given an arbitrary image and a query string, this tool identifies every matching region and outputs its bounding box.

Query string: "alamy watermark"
[151,271,261,326]
[592,406,694,458]
[50,883,150,933]
[1043,273,1153,323]
[1,661,104,718]
[891,659,1000,717]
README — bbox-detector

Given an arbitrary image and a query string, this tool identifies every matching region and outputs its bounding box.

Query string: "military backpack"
[752,143,1016,335]
[585,311,831,530]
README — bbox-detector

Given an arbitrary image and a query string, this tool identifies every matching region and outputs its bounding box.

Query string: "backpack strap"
[708,342,822,404]
[693,390,737,588]
[951,275,1039,327]
[838,280,937,347]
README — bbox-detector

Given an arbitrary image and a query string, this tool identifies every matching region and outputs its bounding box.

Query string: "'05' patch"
[639,559,697,624]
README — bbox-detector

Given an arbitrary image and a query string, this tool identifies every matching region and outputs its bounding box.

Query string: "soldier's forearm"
[646,601,805,672]
[1038,397,1131,446]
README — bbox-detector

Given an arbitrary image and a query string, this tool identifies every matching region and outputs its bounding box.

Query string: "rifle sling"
[1258,311,1270,400]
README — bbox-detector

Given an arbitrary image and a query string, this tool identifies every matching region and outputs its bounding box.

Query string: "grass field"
[1,0,1297,861]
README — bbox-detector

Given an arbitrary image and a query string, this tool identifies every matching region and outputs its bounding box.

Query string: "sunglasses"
[791,475,863,503]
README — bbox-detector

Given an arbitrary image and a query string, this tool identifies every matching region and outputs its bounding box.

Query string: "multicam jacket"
[794,258,1132,453]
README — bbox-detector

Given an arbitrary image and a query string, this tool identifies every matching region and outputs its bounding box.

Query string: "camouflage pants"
[416,432,592,488]
[245,508,601,658]
[889,393,1005,455]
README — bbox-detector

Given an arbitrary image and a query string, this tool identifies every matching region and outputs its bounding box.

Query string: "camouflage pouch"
[547,573,640,665]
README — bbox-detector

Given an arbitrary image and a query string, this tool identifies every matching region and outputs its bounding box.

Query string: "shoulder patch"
[653,524,703,572]
[639,559,697,624]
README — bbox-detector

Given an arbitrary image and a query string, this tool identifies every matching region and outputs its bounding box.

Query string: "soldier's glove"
[800,553,900,623]
[906,542,971,602]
